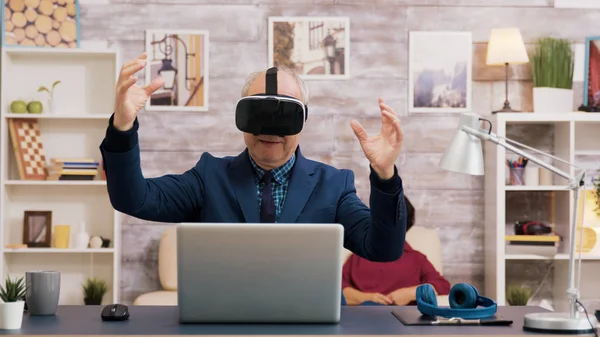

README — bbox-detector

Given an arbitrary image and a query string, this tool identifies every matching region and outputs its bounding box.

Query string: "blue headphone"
[416,283,497,319]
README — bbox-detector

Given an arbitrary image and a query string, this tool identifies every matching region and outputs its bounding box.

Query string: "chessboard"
[8,118,47,180]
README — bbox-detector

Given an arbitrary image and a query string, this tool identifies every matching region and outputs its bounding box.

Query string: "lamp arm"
[497,134,584,172]
[461,126,576,186]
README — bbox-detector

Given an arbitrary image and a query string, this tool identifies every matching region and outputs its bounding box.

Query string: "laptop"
[176,222,345,324]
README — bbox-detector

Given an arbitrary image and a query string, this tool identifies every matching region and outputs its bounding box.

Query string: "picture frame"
[23,210,52,247]
[408,31,473,113]
[144,29,210,112]
[583,35,600,109]
[268,16,350,80]
[2,0,80,48]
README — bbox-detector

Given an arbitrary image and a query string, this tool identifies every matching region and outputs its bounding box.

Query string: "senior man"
[99,52,407,264]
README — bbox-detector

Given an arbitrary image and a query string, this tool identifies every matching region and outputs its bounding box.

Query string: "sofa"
[133,225,448,306]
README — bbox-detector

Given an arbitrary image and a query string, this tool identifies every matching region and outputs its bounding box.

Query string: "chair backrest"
[158,226,178,291]
[406,226,443,274]
[342,226,444,275]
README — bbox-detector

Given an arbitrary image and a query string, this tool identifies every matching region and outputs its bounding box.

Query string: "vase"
[0,301,24,330]
[533,87,574,113]
[84,298,102,305]
[47,99,56,114]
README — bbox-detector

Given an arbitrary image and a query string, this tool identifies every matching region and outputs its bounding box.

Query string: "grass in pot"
[0,276,27,330]
[531,37,574,113]
[506,285,532,306]
[82,277,108,305]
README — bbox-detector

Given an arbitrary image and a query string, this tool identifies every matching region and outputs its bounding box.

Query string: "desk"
[0,305,587,336]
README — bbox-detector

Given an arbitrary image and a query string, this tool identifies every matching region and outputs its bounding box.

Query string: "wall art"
[268,16,350,80]
[408,31,472,113]
[145,29,209,112]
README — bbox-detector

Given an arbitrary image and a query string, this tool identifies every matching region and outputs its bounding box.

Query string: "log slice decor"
[3,0,79,48]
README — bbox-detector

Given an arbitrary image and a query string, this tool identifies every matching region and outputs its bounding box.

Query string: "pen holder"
[508,167,526,185]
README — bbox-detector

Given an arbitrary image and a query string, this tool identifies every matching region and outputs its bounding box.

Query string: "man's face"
[243,71,302,170]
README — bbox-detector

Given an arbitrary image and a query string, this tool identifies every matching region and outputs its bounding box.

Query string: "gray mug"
[25,271,60,316]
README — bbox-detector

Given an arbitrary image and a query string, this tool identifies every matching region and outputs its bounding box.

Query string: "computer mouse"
[101,304,130,321]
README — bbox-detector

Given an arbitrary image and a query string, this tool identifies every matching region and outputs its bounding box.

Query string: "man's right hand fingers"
[144,76,165,96]
[117,60,145,86]
[117,76,137,98]
[121,53,147,69]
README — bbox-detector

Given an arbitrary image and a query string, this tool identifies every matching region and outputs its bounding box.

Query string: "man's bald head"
[241,67,310,105]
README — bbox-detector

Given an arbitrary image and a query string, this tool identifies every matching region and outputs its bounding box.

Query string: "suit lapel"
[279,147,318,223]
[228,149,260,223]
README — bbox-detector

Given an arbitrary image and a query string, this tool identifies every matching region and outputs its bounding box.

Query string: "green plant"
[0,276,26,303]
[531,37,574,89]
[506,285,532,306]
[82,277,108,303]
[37,80,61,99]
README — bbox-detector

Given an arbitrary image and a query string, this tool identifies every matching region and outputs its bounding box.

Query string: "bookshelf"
[484,112,600,312]
[0,47,122,305]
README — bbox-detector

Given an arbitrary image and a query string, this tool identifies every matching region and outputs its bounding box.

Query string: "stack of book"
[505,234,560,256]
[46,158,99,181]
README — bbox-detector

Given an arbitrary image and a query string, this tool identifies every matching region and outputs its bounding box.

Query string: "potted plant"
[0,276,27,330]
[37,80,61,113]
[531,37,574,113]
[506,285,532,306]
[82,277,108,305]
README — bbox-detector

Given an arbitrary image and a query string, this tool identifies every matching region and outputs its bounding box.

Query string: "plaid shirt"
[249,153,296,222]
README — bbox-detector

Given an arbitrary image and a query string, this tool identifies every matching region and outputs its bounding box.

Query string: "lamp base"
[492,107,521,113]
[492,103,520,114]
[523,312,598,334]
[492,98,521,114]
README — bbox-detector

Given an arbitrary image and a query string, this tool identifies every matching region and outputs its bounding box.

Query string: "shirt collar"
[248,152,296,185]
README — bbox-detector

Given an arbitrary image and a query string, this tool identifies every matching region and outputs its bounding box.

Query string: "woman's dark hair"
[405,196,415,231]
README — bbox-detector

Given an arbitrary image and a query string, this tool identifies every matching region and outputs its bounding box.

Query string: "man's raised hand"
[113,52,165,131]
[350,98,404,180]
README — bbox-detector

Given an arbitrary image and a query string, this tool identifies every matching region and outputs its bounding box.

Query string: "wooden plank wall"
[78,0,600,304]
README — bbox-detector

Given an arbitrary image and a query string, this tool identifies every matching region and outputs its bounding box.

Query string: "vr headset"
[416,283,497,319]
[235,67,308,137]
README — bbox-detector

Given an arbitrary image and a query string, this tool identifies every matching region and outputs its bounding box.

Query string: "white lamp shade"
[486,28,529,65]
[161,69,176,89]
[438,113,485,176]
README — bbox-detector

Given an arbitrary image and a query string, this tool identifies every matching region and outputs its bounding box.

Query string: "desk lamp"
[438,113,598,334]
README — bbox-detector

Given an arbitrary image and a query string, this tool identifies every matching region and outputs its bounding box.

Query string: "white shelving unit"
[0,47,122,305]
[484,112,600,311]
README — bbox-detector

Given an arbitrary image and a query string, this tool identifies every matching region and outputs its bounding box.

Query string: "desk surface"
[0,305,586,337]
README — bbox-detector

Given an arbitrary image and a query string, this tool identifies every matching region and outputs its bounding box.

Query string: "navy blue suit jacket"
[99,116,407,262]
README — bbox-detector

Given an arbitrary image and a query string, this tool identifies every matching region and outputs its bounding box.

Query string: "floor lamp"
[486,28,529,113]
[439,113,598,335]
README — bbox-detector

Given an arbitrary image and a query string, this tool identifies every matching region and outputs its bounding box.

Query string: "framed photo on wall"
[144,29,210,112]
[268,16,350,80]
[23,210,52,247]
[3,0,80,48]
[408,31,472,113]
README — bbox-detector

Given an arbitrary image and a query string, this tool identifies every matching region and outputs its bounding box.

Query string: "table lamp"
[486,28,529,113]
[439,113,598,334]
